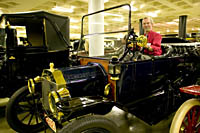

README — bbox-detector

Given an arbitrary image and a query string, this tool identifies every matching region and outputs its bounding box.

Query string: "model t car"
[0,11,71,99]
[5,4,200,133]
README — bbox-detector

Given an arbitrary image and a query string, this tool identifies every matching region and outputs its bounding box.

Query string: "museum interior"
[0,0,200,133]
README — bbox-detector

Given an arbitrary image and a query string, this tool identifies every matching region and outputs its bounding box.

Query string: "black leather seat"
[153,44,173,59]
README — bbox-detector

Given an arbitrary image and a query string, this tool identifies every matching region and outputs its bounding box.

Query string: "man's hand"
[144,45,153,51]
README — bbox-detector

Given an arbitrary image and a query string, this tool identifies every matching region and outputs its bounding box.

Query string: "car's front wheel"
[170,98,200,133]
[6,86,45,133]
[59,115,120,133]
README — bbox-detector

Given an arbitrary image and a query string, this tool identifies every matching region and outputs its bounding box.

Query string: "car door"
[116,60,153,103]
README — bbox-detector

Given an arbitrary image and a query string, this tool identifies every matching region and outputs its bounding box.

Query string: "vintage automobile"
[0,11,71,99]
[170,85,200,133]
[5,4,200,133]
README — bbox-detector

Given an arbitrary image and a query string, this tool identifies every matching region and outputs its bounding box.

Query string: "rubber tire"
[170,98,200,133]
[6,86,44,133]
[59,115,120,133]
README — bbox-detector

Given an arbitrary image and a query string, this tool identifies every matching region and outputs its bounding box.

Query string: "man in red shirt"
[142,17,162,56]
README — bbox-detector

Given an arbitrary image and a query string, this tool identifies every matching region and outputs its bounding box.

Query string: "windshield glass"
[0,17,6,48]
[11,26,27,46]
[0,28,6,48]
[78,4,131,58]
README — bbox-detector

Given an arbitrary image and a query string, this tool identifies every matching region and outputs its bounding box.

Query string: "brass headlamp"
[28,76,42,94]
[49,87,71,121]
[108,56,121,80]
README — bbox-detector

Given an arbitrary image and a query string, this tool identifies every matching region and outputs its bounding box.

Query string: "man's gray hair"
[143,17,154,24]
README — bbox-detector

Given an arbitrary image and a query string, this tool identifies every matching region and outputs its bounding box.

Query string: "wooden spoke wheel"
[6,86,45,133]
[170,99,200,133]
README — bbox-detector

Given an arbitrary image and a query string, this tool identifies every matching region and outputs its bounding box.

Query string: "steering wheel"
[136,35,147,48]
[119,31,147,61]
[128,35,148,61]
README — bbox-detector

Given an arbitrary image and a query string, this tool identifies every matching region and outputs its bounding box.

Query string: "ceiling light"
[140,4,145,9]
[166,29,170,32]
[52,6,74,13]
[145,10,161,18]
[130,1,135,5]
[145,12,157,17]
[112,18,124,22]
[166,22,178,25]
[174,30,178,32]
[104,0,109,3]
[122,6,138,11]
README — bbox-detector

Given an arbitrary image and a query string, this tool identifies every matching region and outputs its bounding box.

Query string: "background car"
[0,11,71,99]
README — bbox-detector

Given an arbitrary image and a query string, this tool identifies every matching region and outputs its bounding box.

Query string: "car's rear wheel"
[6,86,45,133]
[170,98,200,133]
[59,115,120,133]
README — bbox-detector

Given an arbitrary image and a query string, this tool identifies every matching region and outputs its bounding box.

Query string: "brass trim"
[104,83,111,96]
[34,76,42,83]
[28,78,35,93]
[49,63,55,72]
[48,91,57,115]
[9,56,15,60]
[52,70,66,86]
[57,88,71,98]
[48,63,67,88]
[52,91,60,103]
[110,76,119,80]
[48,90,65,121]
[57,112,64,121]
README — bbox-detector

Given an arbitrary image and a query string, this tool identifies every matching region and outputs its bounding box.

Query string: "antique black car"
[5,4,200,133]
[0,11,70,98]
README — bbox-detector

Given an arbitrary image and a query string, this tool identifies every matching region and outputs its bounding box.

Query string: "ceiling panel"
[0,0,200,38]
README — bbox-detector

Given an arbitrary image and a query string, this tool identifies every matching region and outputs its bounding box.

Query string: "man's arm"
[150,33,162,52]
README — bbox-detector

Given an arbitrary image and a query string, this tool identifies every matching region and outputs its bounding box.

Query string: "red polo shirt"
[144,30,162,56]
